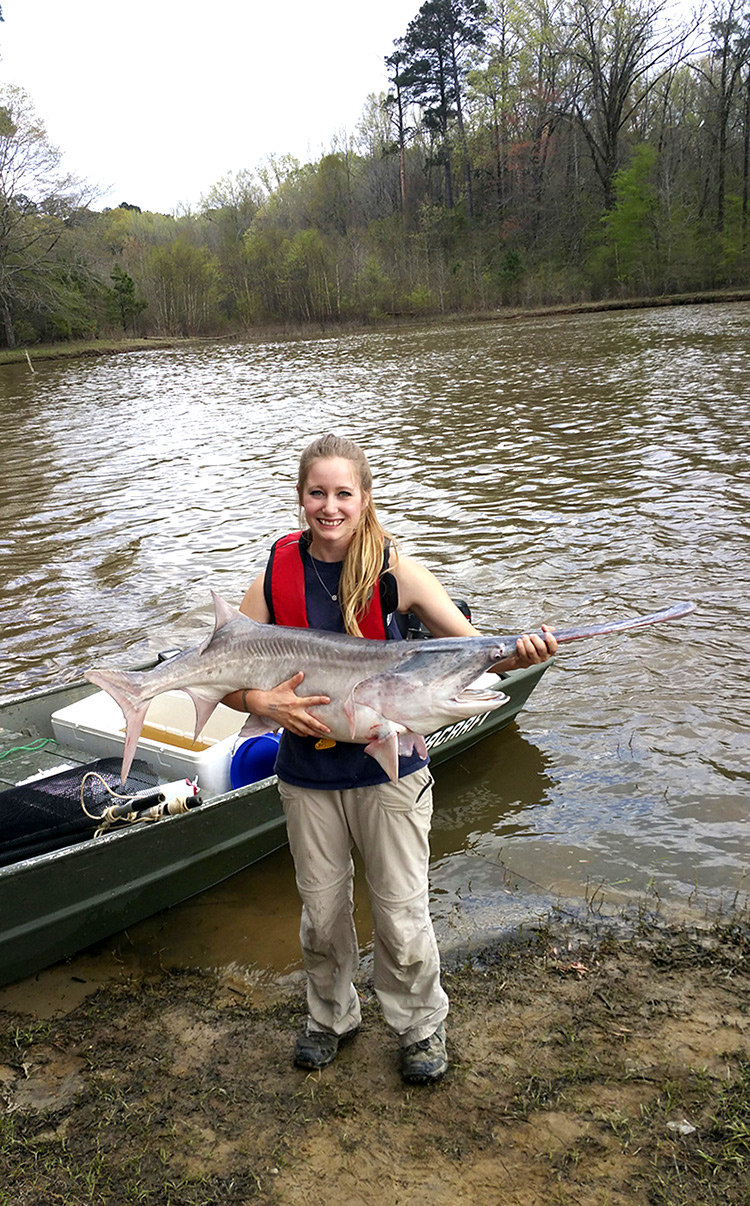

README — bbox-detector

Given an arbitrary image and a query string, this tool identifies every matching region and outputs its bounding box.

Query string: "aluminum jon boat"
[0,628,551,988]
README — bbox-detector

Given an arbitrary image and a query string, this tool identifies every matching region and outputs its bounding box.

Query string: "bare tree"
[692,0,750,232]
[386,43,413,221]
[563,0,695,208]
[0,85,91,347]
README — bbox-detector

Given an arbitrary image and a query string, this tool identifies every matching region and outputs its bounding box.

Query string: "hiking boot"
[293,1027,359,1070]
[401,1023,448,1083]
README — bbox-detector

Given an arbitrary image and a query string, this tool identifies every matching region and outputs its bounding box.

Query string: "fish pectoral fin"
[343,688,360,737]
[364,731,401,783]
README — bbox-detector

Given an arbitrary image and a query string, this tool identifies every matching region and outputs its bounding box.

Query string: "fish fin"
[343,689,358,737]
[186,691,219,740]
[198,591,242,654]
[237,714,279,740]
[364,731,400,783]
[119,703,150,782]
[211,590,241,630]
[85,665,149,710]
[398,732,428,760]
[84,667,152,783]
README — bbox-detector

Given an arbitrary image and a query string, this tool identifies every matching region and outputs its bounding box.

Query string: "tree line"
[2,0,750,348]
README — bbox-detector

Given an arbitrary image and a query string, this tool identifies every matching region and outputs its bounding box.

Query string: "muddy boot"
[401,1023,448,1083]
[293,1027,359,1070]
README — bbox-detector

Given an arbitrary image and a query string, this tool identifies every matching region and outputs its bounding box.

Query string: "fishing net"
[0,758,159,868]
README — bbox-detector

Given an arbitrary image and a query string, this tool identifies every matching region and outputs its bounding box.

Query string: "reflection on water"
[1,303,749,981]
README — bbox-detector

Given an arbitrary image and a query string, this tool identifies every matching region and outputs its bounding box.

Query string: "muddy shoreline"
[3,288,750,367]
[1,913,748,1205]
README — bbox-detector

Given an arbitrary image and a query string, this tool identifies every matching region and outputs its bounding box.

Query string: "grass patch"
[0,336,201,366]
[0,915,748,1205]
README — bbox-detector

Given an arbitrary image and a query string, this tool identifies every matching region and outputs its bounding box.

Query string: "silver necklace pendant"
[310,554,338,602]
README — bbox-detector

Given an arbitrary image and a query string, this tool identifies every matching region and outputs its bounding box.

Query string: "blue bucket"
[230,732,281,789]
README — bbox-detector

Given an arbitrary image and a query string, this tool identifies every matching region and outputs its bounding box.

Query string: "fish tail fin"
[84,667,152,782]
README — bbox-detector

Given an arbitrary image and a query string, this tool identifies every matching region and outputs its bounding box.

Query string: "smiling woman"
[301,457,368,555]
[218,431,556,1085]
[0,309,746,1030]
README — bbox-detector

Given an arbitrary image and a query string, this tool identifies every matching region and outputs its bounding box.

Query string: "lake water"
[2,304,748,981]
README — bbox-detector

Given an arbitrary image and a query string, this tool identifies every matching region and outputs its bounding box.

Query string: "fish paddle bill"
[548,601,695,646]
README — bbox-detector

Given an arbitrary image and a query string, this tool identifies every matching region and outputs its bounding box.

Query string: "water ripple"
[1,303,748,911]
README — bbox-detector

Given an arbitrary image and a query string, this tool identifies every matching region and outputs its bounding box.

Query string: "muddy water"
[1,304,749,992]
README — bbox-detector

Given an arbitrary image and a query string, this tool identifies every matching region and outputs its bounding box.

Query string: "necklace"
[309,553,339,602]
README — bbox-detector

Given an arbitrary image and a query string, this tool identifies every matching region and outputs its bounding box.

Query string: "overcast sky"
[1,0,421,213]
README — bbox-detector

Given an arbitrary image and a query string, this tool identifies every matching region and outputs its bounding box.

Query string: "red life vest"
[267,530,389,640]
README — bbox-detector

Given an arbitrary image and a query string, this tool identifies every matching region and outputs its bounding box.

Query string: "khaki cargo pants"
[278,765,449,1047]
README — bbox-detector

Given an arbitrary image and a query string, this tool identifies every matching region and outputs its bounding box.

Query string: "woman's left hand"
[500,624,558,670]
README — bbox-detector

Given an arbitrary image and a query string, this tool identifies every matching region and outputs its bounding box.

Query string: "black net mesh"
[0,758,159,868]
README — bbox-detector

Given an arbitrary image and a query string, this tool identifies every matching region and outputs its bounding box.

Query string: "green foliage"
[0,84,89,347]
[107,263,147,331]
[6,1,750,342]
[281,228,336,322]
[147,238,221,335]
[405,283,438,313]
[12,318,39,345]
[597,145,659,292]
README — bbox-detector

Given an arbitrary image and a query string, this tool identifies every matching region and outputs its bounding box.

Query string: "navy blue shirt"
[271,547,429,790]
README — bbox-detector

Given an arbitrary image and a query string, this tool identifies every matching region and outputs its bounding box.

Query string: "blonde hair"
[297,434,395,637]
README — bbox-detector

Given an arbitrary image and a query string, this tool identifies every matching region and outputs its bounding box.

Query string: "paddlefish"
[84,596,695,784]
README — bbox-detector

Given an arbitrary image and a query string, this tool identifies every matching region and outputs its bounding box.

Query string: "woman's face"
[300,456,369,555]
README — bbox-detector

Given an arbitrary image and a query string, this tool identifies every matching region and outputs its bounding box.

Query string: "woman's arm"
[221,573,332,737]
[390,554,557,670]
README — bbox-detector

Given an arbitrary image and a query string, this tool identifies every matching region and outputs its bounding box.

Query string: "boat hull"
[0,662,548,987]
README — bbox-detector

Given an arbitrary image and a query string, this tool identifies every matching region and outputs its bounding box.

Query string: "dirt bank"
[3,288,750,368]
[1,914,748,1206]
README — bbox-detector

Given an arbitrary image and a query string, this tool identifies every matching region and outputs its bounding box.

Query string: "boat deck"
[0,725,89,793]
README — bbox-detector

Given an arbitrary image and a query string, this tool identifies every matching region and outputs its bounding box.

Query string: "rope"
[79,771,199,836]
[0,737,59,761]
[79,771,138,826]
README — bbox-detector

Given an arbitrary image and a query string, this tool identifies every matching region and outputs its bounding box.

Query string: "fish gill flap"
[349,670,423,715]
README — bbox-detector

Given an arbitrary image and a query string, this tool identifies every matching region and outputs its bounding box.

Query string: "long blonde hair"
[297,434,395,637]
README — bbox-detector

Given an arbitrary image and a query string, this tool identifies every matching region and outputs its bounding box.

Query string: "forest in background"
[3,0,750,347]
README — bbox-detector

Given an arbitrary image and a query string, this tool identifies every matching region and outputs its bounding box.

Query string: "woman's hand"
[497,625,558,671]
[230,575,331,737]
[243,671,332,738]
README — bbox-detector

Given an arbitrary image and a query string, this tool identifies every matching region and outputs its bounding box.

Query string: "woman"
[225,434,557,1083]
